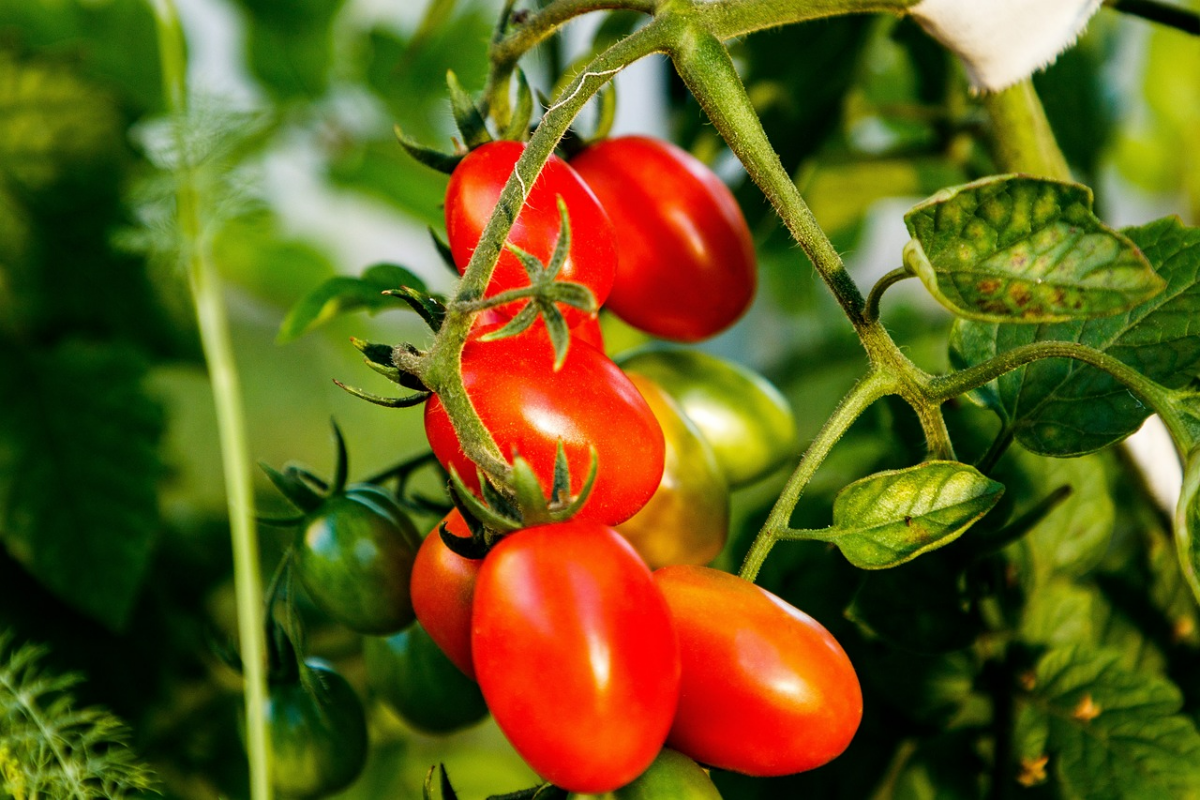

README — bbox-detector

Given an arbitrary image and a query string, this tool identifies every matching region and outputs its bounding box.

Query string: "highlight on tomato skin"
[653,565,863,777]
[445,140,617,326]
[570,136,756,343]
[423,323,666,526]
[471,521,682,794]
[410,509,480,680]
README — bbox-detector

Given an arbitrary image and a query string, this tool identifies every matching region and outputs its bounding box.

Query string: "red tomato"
[423,324,664,526]
[446,141,617,325]
[572,313,605,351]
[410,509,480,680]
[654,565,862,776]
[472,521,680,793]
[570,136,756,342]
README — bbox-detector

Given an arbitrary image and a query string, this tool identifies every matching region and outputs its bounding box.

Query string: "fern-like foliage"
[0,632,156,800]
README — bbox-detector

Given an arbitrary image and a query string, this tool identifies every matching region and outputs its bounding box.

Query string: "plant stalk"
[981,80,1072,181]
[147,2,271,798]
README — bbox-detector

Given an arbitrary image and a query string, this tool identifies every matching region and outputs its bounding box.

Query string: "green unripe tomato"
[568,749,722,799]
[296,486,420,635]
[266,660,368,799]
[618,346,797,488]
[363,621,488,735]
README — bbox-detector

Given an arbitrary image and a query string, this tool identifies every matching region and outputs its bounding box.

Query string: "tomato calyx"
[439,445,600,560]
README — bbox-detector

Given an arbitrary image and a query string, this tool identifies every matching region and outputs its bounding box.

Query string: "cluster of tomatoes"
[260,134,863,798]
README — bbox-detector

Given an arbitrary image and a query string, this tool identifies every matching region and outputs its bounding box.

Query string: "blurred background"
[0,0,1196,797]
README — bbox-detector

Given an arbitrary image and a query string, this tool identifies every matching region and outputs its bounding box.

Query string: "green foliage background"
[0,0,1198,797]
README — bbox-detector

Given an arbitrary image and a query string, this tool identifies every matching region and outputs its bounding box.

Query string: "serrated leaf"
[277,262,429,342]
[904,176,1163,322]
[1017,646,1200,799]
[951,217,1200,456]
[0,341,162,631]
[794,461,1003,569]
[447,70,492,149]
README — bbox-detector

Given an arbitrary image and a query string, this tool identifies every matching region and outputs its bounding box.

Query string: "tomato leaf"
[277,263,432,343]
[1015,646,1200,798]
[446,69,492,149]
[791,461,1003,569]
[0,341,162,632]
[951,217,1200,456]
[904,175,1163,322]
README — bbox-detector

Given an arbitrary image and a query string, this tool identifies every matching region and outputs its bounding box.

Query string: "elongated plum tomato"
[570,136,755,342]
[446,140,617,324]
[616,374,729,569]
[654,566,862,776]
[423,324,665,525]
[619,346,797,488]
[410,509,479,679]
[473,522,681,793]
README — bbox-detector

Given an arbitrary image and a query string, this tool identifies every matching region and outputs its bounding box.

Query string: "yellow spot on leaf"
[1017,755,1049,787]
[1073,693,1101,722]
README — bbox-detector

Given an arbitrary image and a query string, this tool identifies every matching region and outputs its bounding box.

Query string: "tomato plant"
[424,323,665,526]
[472,521,681,793]
[265,660,368,799]
[618,346,797,488]
[614,374,729,569]
[654,565,862,776]
[446,140,617,324]
[294,486,420,636]
[363,621,488,735]
[570,136,756,342]
[410,509,480,679]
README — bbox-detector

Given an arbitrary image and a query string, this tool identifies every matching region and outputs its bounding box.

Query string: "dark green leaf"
[951,217,1200,456]
[793,461,1003,569]
[1016,646,1200,799]
[904,176,1163,322]
[277,263,428,342]
[0,341,162,631]
[447,70,492,149]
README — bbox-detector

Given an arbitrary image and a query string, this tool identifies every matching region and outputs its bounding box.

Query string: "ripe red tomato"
[410,509,480,680]
[654,565,862,776]
[446,140,617,324]
[570,136,756,342]
[423,324,665,526]
[472,521,681,793]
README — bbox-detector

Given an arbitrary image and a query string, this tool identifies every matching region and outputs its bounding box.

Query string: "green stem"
[147,3,271,798]
[426,22,670,490]
[694,0,916,38]
[982,80,1071,180]
[739,370,892,583]
[668,24,870,331]
[976,425,1015,474]
[864,267,913,323]
[1107,0,1200,35]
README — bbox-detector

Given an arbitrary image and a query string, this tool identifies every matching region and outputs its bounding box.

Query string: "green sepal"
[260,461,325,513]
[329,419,349,495]
[502,67,534,142]
[447,467,523,533]
[424,764,460,800]
[553,447,599,521]
[395,123,463,175]
[349,338,426,390]
[480,301,539,340]
[544,281,597,312]
[383,286,447,331]
[551,441,570,506]
[541,303,571,371]
[333,380,431,408]
[437,517,490,561]
[447,70,493,149]
[511,454,553,525]
[509,242,550,283]
[430,227,460,276]
[479,469,522,521]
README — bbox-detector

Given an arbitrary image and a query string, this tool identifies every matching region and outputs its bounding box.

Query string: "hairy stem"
[739,371,892,583]
[426,22,670,490]
[147,2,270,798]
[695,0,915,38]
[982,80,1071,180]
[864,267,913,323]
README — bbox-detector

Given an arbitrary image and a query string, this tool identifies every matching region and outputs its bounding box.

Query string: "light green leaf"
[951,217,1200,456]
[795,461,1003,569]
[0,341,162,631]
[1018,646,1200,800]
[277,263,429,342]
[904,175,1163,322]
